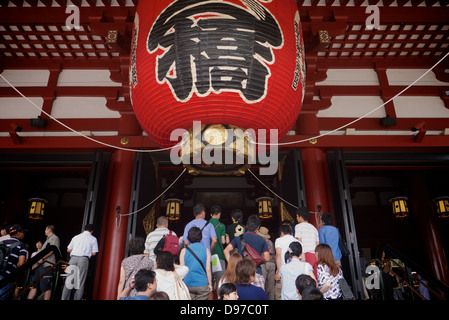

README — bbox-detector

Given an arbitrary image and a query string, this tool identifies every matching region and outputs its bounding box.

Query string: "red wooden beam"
[0,118,120,133]
[316,117,449,131]
[277,134,449,151]
[0,135,159,151]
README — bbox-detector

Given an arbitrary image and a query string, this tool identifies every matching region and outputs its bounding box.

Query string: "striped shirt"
[294,222,319,253]
[144,228,176,262]
[1,238,28,275]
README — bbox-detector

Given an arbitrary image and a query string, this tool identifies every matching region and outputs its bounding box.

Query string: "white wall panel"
[57,69,122,87]
[0,97,43,119]
[317,96,386,118]
[51,97,120,119]
[316,69,380,86]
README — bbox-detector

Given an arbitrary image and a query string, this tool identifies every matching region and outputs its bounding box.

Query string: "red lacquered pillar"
[301,148,332,228]
[95,149,134,300]
[407,171,449,287]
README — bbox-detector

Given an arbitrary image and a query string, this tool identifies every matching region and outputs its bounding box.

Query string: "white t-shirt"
[67,231,98,257]
[294,222,319,253]
[274,234,300,266]
[155,266,189,300]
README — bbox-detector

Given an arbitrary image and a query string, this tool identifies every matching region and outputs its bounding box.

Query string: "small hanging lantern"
[165,198,183,221]
[433,196,449,219]
[256,197,274,220]
[389,196,409,220]
[28,198,47,221]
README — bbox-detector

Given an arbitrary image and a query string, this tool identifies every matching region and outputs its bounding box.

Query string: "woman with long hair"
[218,252,243,288]
[315,243,344,300]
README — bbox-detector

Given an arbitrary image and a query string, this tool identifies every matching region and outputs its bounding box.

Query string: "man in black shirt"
[0,224,28,300]
[226,209,245,243]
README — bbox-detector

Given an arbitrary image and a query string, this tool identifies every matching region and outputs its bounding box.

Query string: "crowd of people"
[0,223,98,301]
[1,203,432,301]
[117,203,347,301]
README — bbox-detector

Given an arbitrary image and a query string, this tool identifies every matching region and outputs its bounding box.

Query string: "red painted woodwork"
[130,0,305,148]
[95,149,135,300]
[301,148,332,228]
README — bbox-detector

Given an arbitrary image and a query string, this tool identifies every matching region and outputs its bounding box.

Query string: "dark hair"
[134,269,156,292]
[211,205,222,216]
[301,286,324,300]
[84,224,94,232]
[187,226,202,243]
[235,258,256,285]
[46,225,55,232]
[156,251,175,271]
[218,283,237,300]
[231,209,243,222]
[279,224,292,236]
[295,207,310,221]
[295,274,317,295]
[149,291,170,300]
[193,203,206,217]
[246,214,261,232]
[321,212,333,225]
[128,236,145,256]
[285,241,303,264]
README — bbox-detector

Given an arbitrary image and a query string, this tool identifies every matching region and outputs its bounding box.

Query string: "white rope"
[250,51,449,146]
[0,73,181,153]
[247,168,300,210]
[248,168,322,224]
[2,52,448,152]
[115,167,186,228]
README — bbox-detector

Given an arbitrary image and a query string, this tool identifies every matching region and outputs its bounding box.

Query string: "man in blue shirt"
[119,269,157,300]
[183,203,217,252]
[318,212,342,265]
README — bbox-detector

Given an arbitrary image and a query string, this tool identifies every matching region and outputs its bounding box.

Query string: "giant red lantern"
[130,0,305,174]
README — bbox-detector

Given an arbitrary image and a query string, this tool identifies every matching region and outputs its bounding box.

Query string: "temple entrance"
[125,149,306,249]
[328,150,449,299]
[0,152,110,300]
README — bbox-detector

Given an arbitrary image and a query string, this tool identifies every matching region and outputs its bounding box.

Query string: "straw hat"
[256,226,270,239]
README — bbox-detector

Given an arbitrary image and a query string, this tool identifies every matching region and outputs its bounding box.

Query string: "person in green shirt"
[209,205,227,289]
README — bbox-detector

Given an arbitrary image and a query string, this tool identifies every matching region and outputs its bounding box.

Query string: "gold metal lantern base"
[180,124,254,176]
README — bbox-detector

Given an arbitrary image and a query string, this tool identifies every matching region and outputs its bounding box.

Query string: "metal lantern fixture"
[28,197,47,221]
[256,197,274,220]
[433,196,449,219]
[165,198,183,221]
[389,196,409,220]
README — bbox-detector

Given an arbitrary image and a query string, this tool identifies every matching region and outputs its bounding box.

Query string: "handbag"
[338,278,355,300]
[239,235,265,266]
[173,270,191,300]
[338,229,350,257]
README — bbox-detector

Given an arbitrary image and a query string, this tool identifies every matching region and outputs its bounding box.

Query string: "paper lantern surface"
[130,0,306,148]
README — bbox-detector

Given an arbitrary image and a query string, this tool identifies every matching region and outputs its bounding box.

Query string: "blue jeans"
[0,275,11,300]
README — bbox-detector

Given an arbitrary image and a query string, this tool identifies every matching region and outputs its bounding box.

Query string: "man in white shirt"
[61,224,99,300]
[144,216,176,262]
[274,224,300,300]
[294,207,319,279]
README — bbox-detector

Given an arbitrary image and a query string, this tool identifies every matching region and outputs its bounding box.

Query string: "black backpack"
[0,240,21,275]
